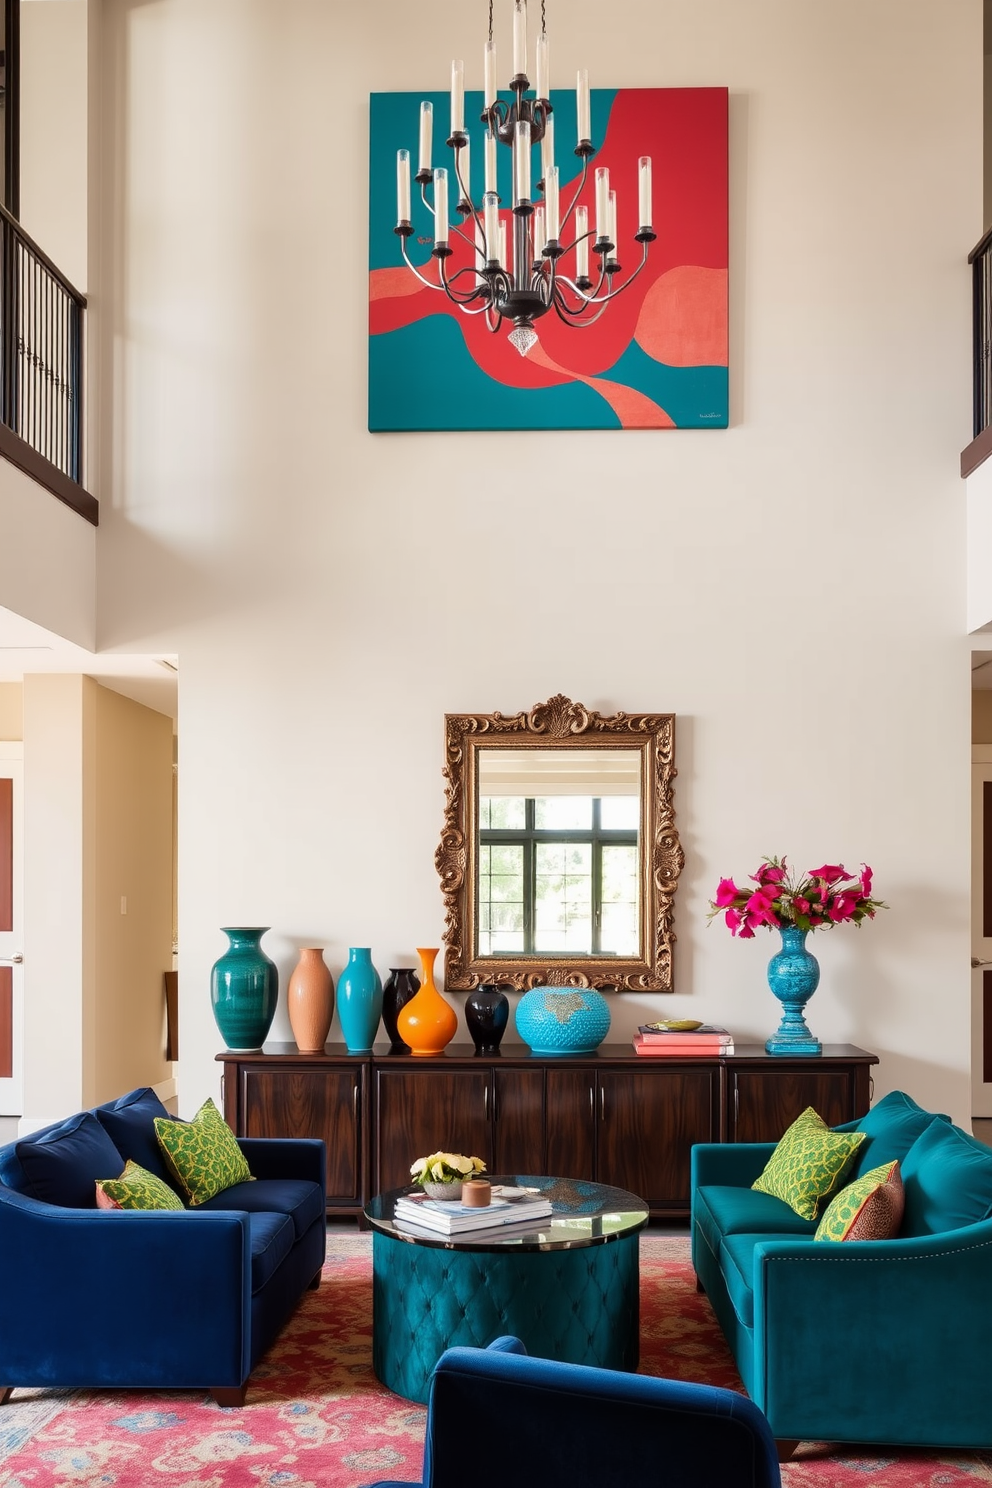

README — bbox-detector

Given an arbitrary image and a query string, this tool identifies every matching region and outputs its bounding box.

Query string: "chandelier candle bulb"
[609,189,618,255]
[514,119,532,207]
[595,165,610,242]
[484,127,498,196]
[535,30,549,99]
[456,137,470,209]
[498,216,507,269]
[532,204,545,261]
[450,59,464,137]
[638,155,653,231]
[418,100,433,178]
[433,167,449,248]
[475,216,487,283]
[577,68,591,144]
[396,149,411,226]
[540,113,555,188]
[575,204,590,279]
[513,0,527,80]
[484,191,500,261]
[484,39,497,110]
[545,166,560,244]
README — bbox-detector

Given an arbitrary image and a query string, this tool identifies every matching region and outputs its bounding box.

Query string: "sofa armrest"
[692,1142,775,1191]
[750,1221,992,1445]
[0,1184,252,1388]
[237,1137,326,1192]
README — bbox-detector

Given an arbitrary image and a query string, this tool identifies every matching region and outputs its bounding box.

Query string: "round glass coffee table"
[364,1175,649,1403]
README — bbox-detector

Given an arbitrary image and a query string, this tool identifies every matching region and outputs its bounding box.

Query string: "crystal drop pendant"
[508,321,538,356]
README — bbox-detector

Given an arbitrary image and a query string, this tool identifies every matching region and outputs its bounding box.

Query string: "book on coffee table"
[393,1192,553,1234]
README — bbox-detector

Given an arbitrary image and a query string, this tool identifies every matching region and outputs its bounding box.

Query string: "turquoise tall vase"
[337,948,383,1053]
[211,927,279,1051]
[765,925,822,1056]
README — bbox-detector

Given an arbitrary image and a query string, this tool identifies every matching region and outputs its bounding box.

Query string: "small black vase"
[382,967,420,1052]
[465,983,510,1055]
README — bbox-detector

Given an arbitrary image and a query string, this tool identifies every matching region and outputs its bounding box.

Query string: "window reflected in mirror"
[476,748,640,959]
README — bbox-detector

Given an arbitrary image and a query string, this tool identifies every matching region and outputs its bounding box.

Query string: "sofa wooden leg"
[776,1440,799,1463]
[694,1274,705,1293]
[210,1385,247,1408]
[0,1388,14,1405]
[307,1269,321,1290]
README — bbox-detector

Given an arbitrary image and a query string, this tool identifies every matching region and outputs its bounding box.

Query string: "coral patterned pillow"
[751,1107,865,1221]
[154,1097,253,1206]
[814,1161,904,1242]
[96,1159,183,1211]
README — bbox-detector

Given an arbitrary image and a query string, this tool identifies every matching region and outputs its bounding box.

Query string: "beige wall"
[0,684,22,740]
[973,690,992,742]
[20,0,89,291]
[21,676,173,1127]
[90,684,173,1104]
[85,0,981,1123]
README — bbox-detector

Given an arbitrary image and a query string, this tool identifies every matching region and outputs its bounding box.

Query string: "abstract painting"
[369,87,727,431]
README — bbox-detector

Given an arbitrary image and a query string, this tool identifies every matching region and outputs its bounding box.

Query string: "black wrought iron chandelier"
[393,0,655,356]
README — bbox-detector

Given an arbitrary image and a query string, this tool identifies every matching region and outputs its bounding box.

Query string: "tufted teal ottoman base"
[372,1228,640,1403]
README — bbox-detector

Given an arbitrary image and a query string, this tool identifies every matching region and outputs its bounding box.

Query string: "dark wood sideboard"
[217,1043,877,1223]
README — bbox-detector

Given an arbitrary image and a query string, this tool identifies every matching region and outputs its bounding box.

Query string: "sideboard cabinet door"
[240,1066,365,1212]
[373,1068,491,1194]
[597,1066,720,1211]
[730,1064,864,1143]
[493,1067,545,1175]
[545,1068,596,1182]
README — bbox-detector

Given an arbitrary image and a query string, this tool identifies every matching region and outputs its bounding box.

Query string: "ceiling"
[0,605,178,720]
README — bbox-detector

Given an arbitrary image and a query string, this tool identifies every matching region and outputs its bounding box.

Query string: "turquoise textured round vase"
[337,947,384,1054]
[210,927,279,1051]
[514,986,611,1056]
[765,925,822,1056]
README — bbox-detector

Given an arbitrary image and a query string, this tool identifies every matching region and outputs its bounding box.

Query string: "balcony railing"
[0,204,96,523]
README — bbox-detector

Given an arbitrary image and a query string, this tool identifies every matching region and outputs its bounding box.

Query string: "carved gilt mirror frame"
[435,694,684,992]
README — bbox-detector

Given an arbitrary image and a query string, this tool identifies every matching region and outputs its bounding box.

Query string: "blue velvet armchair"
[367,1337,782,1488]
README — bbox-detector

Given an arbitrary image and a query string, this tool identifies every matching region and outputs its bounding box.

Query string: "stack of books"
[632,1024,734,1057]
[393,1188,554,1235]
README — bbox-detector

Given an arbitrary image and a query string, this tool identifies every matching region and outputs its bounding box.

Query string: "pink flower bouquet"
[709,856,886,939]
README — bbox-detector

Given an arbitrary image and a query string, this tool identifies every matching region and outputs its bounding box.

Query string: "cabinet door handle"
[589,1085,595,1118]
[353,1083,360,1122]
[484,1084,489,1120]
[600,1085,606,1121]
[733,1076,739,1126]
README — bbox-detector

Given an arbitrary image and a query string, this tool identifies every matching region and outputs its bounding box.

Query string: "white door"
[972,746,992,1119]
[0,743,23,1116]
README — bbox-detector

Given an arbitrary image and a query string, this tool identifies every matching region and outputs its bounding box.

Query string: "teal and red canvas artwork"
[369,87,728,431]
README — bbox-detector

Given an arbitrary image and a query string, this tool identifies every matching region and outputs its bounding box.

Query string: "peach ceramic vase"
[287,947,334,1053]
[396,947,458,1056]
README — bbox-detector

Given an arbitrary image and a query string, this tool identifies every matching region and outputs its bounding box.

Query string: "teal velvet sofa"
[691,1090,992,1450]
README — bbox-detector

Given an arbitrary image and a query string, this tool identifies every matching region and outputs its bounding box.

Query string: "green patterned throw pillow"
[154,1097,253,1206]
[96,1159,183,1211]
[752,1107,865,1221]
[814,1160,904,1242]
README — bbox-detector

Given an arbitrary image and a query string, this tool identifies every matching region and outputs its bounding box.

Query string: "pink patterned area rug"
[0,1233,989,1488]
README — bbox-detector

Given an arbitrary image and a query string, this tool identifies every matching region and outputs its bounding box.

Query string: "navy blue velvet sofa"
[0,1087,326,1407]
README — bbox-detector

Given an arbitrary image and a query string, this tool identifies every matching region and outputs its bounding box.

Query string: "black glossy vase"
[465,983,510,1055]
[382,967,420,1052]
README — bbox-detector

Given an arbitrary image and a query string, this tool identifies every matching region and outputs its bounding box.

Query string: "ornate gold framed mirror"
[435,694,684,992]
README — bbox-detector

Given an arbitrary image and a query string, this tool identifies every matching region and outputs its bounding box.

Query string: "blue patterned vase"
[765,925,821,1056]
[210,927,278,1051]
[515,986,611,1056]
[337,947,383,1053]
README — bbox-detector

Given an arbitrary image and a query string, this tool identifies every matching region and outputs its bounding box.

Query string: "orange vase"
[396,947,458,1056]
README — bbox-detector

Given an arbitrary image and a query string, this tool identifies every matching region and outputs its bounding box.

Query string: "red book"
[636,1024,732,1045]
[632,1033,735,1056]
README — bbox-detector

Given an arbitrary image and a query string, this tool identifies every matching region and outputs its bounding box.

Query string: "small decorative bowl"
[422,1180,462,1202]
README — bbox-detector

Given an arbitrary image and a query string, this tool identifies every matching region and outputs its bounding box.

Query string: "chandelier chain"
[488,0,494,44]
[541,0,547,35]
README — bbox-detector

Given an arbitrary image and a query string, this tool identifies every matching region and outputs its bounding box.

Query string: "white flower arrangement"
[410,1151,487,1186]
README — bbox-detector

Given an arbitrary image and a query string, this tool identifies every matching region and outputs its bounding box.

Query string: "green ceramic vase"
[211,927,279,1051]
